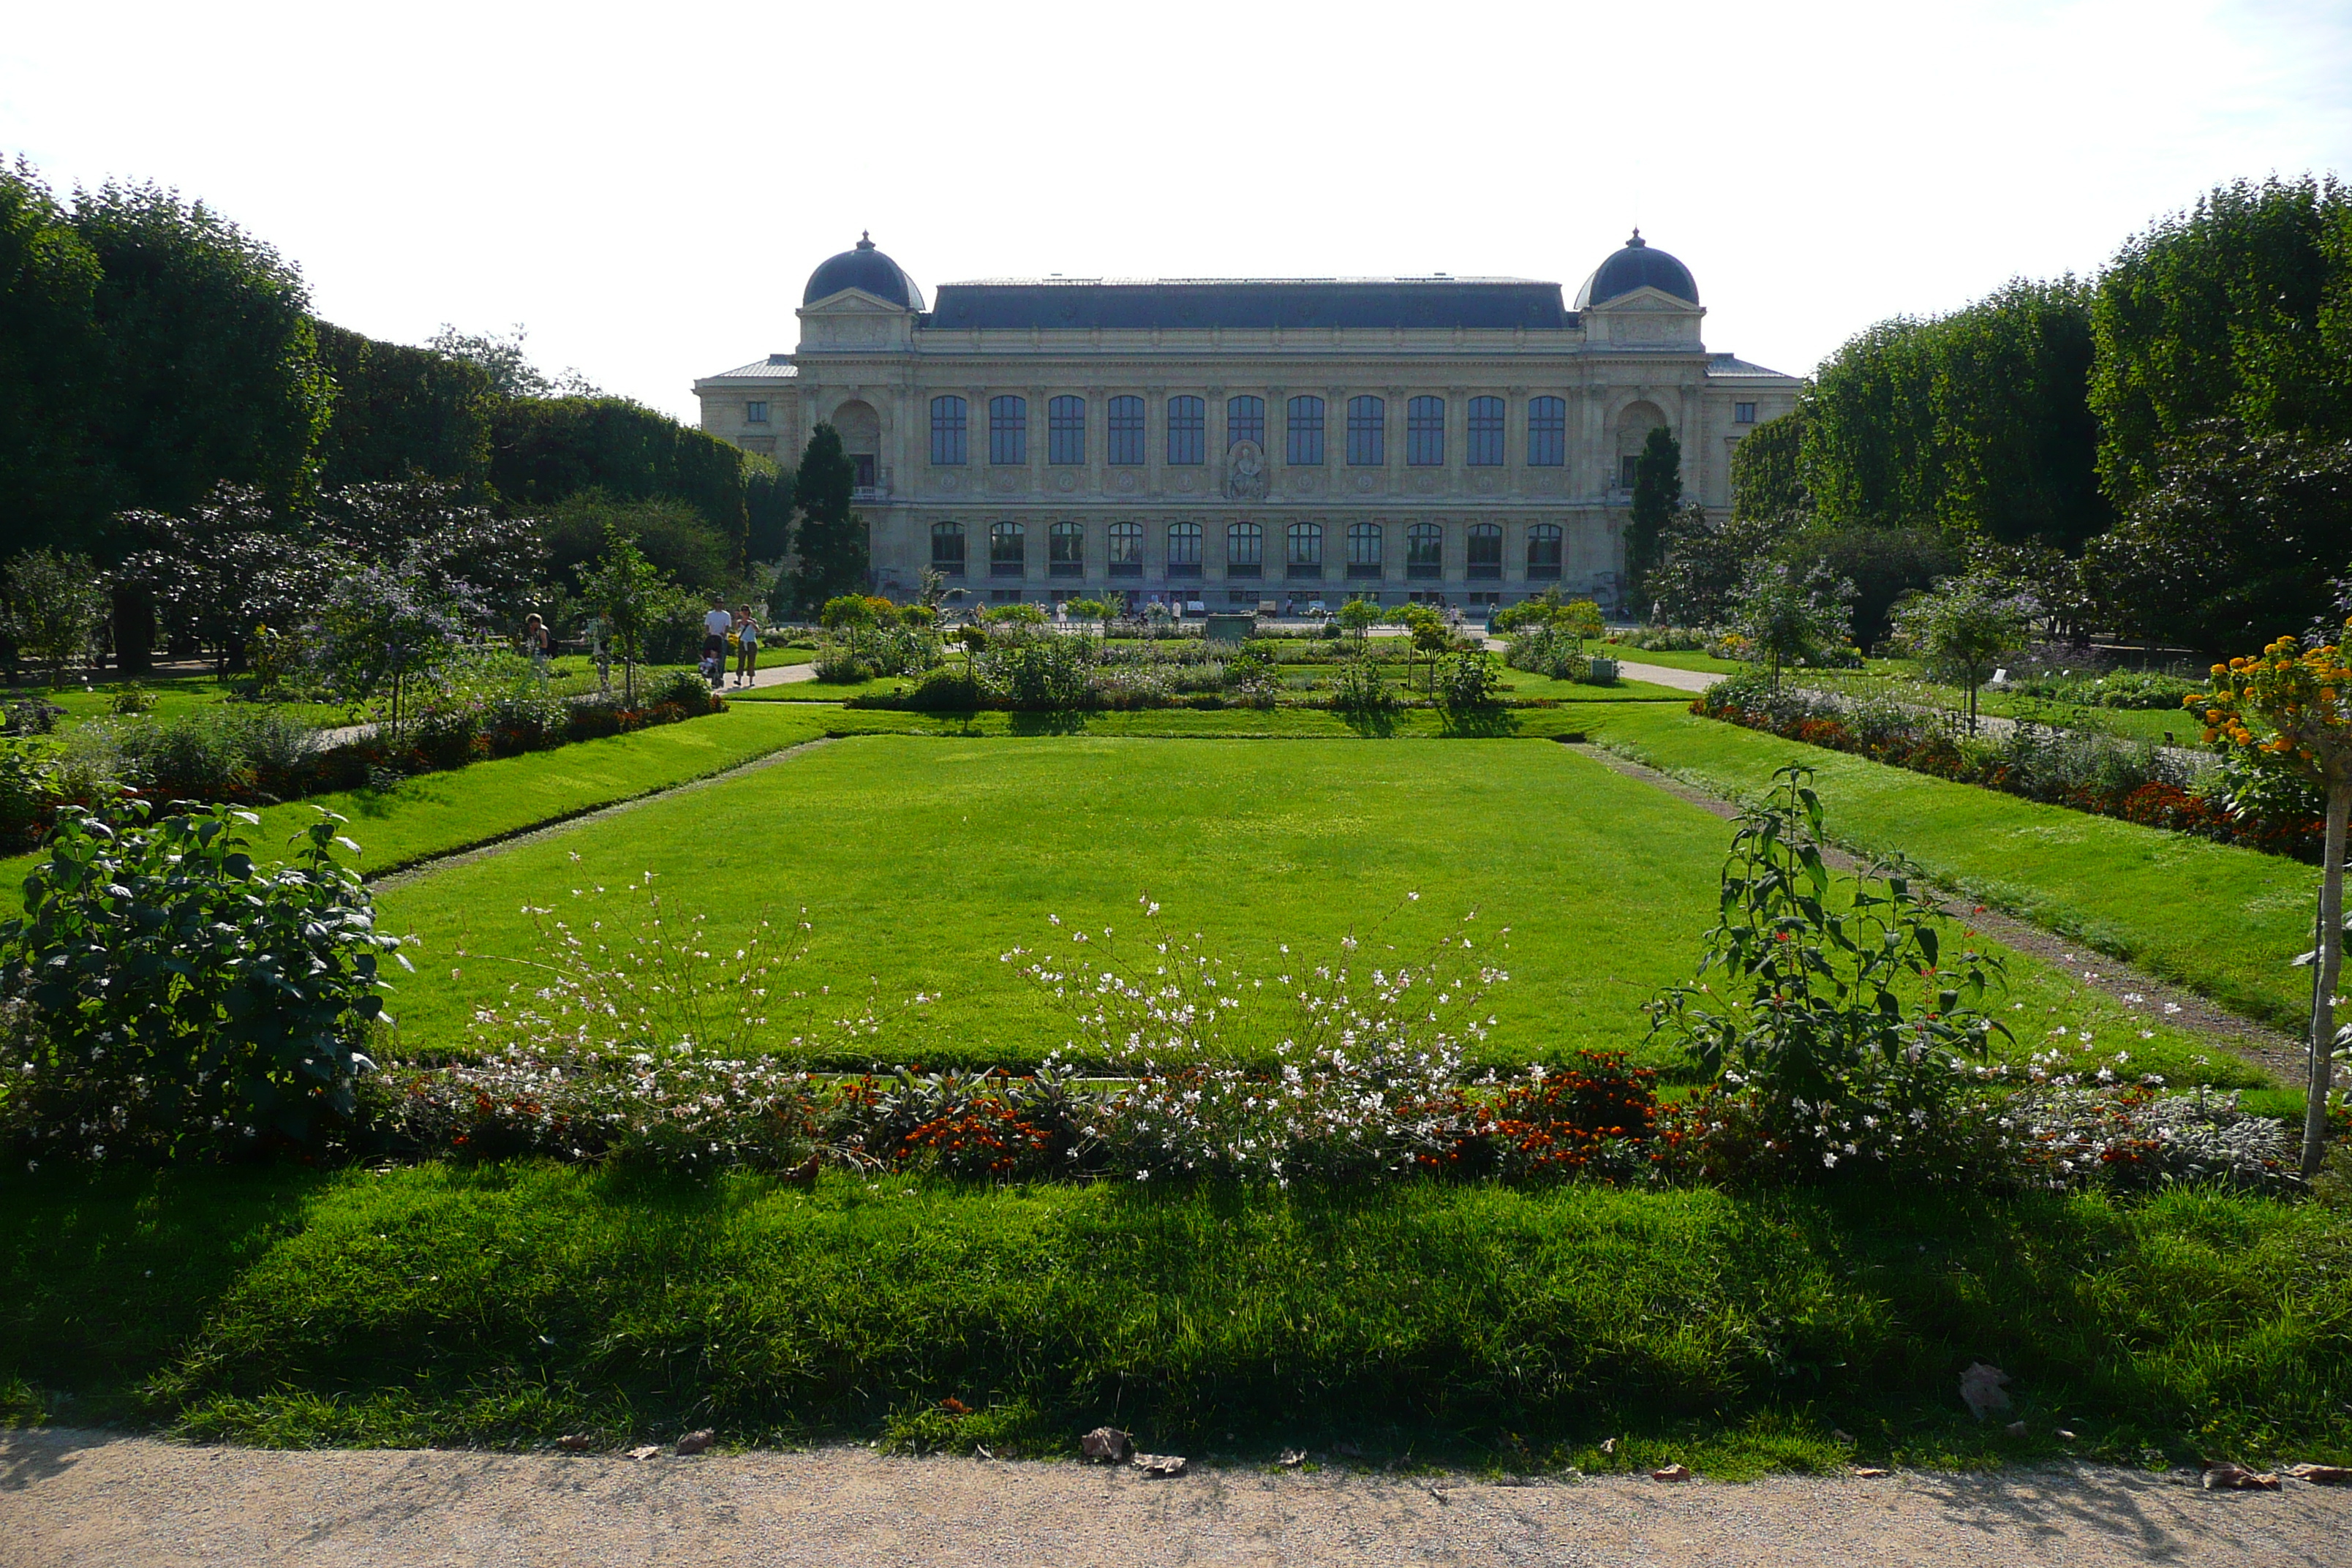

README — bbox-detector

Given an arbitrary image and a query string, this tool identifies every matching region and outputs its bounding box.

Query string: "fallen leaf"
[625,1444,660,1461]
[1133,1452,1188,1478]
[1851,1467,1889,1479]
[1959,1362,2013,1422]
[1599,1438,1618,1456]
[556,1434,594,1452]
[674,1430,714,1456]
[1831,1428,1855,1445]
[2005,1421,2028,1438]
[1278,1449,1306,1469]
[2201,1463,2280,1490]
[2054,1430,2077,1442]
[2285,1463,2352,1484]
[1651,1464,1692,1482]
[973,1445,995,1461]
[1081,1427,1131,1463]
[1427,1486,1451,1505]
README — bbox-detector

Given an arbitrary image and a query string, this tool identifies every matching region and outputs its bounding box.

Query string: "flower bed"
[1694,674,2323,860]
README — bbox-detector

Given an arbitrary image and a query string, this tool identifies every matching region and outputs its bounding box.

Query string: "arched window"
[930,396,968,465]
[1407,521,1444,578]
[930,521,966,574]
[1406,396,1445,467]
[990,520,1026,577]
[1346,521,1383,578]
[1346,396,1385,466]
[1466,522,1502,579]
[1286,521,1324,577]
[1467,396,1505,467]
[1108,520,1144,578]
[1048,396,1086,465]
[1107,396,1145,465]
[1227,521,1264,578]
[1166,521,1203,578]
[989,396,1028,465]
[1526,523,1563,579]
[1166,396,1205,465]
[1527,396,1567,467]
[1226,396,1265,451]
[1050,520,1085,577]
[1286,396,1325,465]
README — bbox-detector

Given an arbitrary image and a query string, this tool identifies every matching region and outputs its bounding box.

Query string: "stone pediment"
[796,289,916,351]
[801,287,912,315]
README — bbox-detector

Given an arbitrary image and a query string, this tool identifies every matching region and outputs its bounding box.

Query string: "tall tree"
[0,159,105,556]
[2091,175,2352,509]
[70,180,330,534]
[783,423,868,614]
[311,322,497,491]
[1627,426,1681,609]
[1728,409,1808,522]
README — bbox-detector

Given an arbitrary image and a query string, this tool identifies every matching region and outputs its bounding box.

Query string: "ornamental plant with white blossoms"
[1006,893,1512,1183]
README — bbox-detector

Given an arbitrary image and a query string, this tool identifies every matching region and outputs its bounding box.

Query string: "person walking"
[733,603,761,687]
[701,596,734,668]
[520,613,551,679]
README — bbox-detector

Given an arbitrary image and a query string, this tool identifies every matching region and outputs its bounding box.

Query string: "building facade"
[693,233,1798,611]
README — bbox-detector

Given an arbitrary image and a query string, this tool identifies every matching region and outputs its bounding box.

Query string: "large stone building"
[693,233,1798,611]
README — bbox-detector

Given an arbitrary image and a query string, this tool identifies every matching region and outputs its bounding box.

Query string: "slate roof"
[804,235,926,310]
[1574,233,1700,309]
[923,279,1576,331]
[1705,353,1795,380]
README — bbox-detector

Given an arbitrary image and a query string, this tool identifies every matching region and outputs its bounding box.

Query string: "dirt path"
[4,1431,2345,1567]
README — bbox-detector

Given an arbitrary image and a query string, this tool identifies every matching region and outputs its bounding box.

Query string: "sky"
[4,0,2349,424]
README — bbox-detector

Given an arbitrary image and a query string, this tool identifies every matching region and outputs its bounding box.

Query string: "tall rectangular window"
[1406,521,1444,578]
[1049,520,1085,576]
[1226,395,1265,451]
[1346,396,1384,466]
[745,401,769,424]
[1406,396,1445,467]
[1048,396,1086,465]
[1286,521,1323,575]
[1734,402,1757,424]
[1466,523,1502,579]
[1526,524,1562,579]
[1466,396,1504,466]
[1527,396,1566,467]
[1107,396,1145,465]
[1166,521,1203,578]
[990,521,1025,576]
[1109,520,1144,577]
[1346,521,1383,577]
[1286,396,1324,465]
[990,396,1028,465]
[930,395,967,465]
[930,521,966,575]
[1226,521,1263,577]
[1166,396,1205,465]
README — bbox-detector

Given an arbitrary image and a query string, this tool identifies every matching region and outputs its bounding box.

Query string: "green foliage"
[1887,573,2034,728]
[1728,410,1807,522]
[744,459,794,564]
[72,178,331,532]
[1325,653,1398,725]
[2091,174,2352,510]
[981,633,1092,712]
[1436,649,1506,717]
[424,324,600,400]
[0,799,400,1156]
[0,158,106,556]
[981,602,1047,626]
[1627,426,1682,593]
[0,550,106,685]
[489,396,748,546]
[1733,560,1853,686]
[783,423,868,615]
[1062,598,1115,621]
[543,489,733,606]
[1335,598,1382,637]
[577,530,688,704]
[309,322,496,492]
[1781,526,1961,652]
[1648,505,1793,629]
[1647,766,2008,1169]
[311,561,469,736]
[2083,422,2352,654]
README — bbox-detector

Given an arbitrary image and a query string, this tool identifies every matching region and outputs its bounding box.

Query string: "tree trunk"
[2307,780,2349,1178]
[112,587,154,677]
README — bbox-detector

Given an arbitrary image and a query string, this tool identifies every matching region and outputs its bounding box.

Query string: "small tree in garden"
[1890,573,2033,732]
[0,550,107,685]
[2195,629,2352,1176]
[1558,598,1606,648]
[956,620,989,681]
[577,529,685,705]
[1391,603,1449,693]
[312,559,469,737]
[1734,560,1853,689]
[1336,597,1381,639]
[819,592,880,663]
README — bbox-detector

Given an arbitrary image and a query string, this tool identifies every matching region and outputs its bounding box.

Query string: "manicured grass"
[1794,667,2190,746]
[373,733,2255,1088]
[1600,647,1744,674]
[1580,704,2317,1033]
[1493,673,1691,701]
[8,674,353,734]
[5,1163,2345,1471]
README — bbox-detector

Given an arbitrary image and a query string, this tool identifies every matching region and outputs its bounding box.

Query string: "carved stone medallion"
[1225,440,1270,502]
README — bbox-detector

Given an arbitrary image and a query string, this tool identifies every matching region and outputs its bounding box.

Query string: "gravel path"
[4,1432,2345,1567]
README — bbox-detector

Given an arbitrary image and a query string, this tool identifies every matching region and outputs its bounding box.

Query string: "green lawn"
[7,674,353,734]
[373,734,2253,1088]
[5,1163,2345,1471]
[1579,704,2315,1033]
[1599,647,1744,674]
[1790,667,2190,746]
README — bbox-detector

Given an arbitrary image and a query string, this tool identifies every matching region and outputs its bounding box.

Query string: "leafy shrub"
[1327,656,1398,720]
[85,707,323,802]
[905,667,986,711]
[813,647,872,683]
[1646,766,2011,1180]
[1436,650,1506,715]
[0,745,58,851]
[1222,640,1284,705]
[2011,668,2202,710]
[4,698,66,736]
[0,800,402,1161]
[644,668,717,714]
[863,622,942,678]
[1504,624,1588,682]
[980,632,1093,712]
[1610,625,1708,651]
[108,689,159,716]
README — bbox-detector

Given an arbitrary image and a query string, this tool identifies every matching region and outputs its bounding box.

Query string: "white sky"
[4,0,2348,425]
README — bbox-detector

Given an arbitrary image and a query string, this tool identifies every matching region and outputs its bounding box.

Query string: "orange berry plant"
[2192,628,2352,1175]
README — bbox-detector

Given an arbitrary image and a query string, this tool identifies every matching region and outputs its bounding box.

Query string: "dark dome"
[802,233,924,309]
[1573,230,1698,309]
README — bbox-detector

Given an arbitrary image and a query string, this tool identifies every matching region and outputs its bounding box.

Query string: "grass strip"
[4,1164,2345,1474]
[1577,704,2318,1033]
